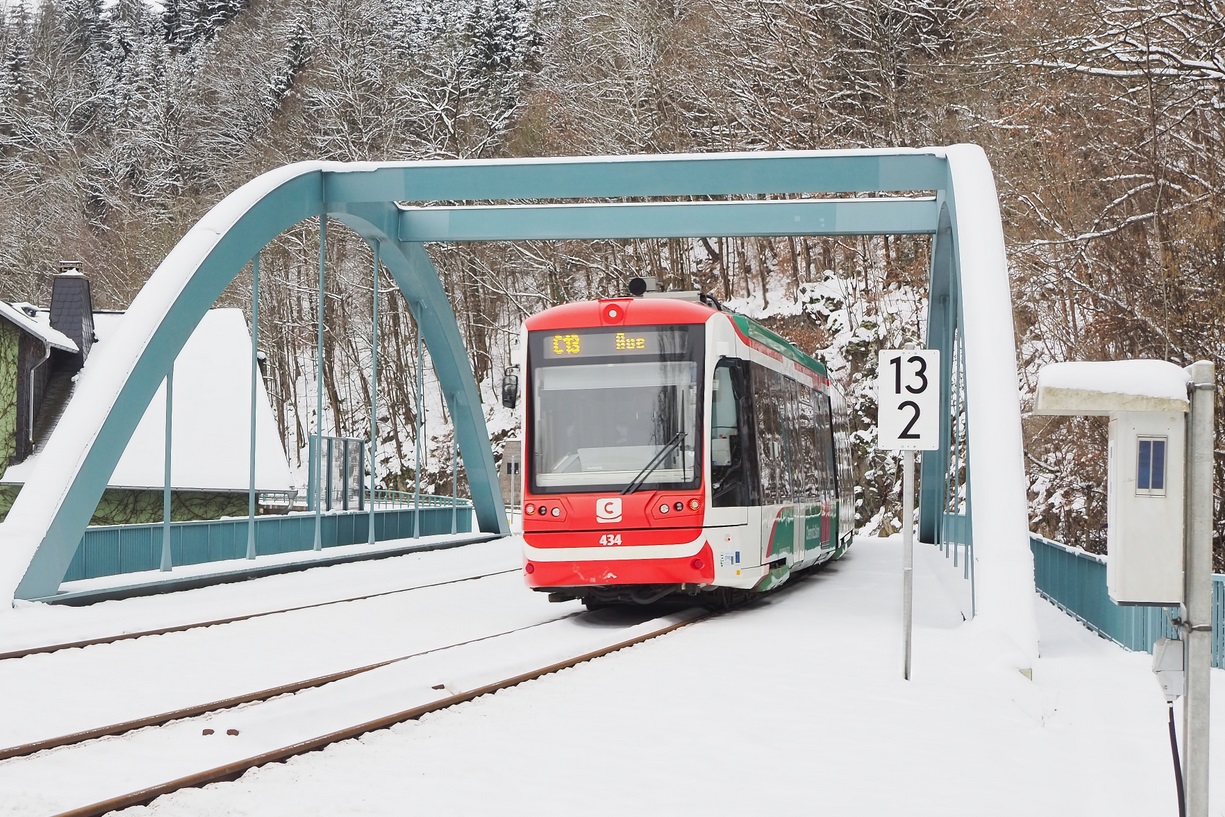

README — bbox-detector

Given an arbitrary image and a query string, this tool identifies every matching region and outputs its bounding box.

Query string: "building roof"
[0,302,78,352]
[3,308,294,493]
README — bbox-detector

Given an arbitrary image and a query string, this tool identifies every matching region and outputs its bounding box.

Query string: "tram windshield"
[528,327,702,493]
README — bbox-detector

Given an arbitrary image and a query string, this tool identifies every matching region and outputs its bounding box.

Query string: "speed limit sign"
[877,350,940,451]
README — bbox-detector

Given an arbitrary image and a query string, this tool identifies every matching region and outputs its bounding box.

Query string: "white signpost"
[877,349,941,680]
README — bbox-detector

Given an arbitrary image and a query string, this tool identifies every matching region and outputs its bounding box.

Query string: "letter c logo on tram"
[596,498,623,523]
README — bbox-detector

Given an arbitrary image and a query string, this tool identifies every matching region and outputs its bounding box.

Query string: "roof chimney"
[49,262,95,370]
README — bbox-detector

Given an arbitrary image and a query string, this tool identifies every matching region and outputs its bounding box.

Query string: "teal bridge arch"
[0,146,1038,659]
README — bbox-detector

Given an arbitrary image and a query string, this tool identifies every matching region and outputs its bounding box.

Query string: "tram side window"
[711,361,748,507]
[779,375,800,502]
[795,388,818,500]
[825,395,840,498]
[810,391,829,499]
[751,364,782,504]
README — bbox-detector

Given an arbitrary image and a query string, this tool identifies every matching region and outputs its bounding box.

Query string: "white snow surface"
[0,534,1217,816]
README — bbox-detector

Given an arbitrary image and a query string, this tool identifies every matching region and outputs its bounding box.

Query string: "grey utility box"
[1034,360,1189,605]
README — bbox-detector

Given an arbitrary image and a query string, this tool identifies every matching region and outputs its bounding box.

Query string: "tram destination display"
[540,327,690,359]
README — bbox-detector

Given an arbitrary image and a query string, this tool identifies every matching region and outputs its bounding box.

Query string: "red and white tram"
[506,280,854,607]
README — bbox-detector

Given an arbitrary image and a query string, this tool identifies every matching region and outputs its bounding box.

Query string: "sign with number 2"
[877,350,941,451]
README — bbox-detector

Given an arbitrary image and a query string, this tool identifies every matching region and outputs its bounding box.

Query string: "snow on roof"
[3,308,293,493]
[0,302,78,353]
[1035,360,1190,416]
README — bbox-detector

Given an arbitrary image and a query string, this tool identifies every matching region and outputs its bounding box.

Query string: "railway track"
[0,607,709,817]
[0,568,519,662]
[0,610,578,762]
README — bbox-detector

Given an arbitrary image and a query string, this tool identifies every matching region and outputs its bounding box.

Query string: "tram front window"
[532,360,700,492]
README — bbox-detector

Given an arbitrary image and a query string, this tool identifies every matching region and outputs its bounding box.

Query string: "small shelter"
[0,268,294,525]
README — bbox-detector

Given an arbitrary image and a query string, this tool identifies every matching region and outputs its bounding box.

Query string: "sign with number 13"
[877,350,941,451]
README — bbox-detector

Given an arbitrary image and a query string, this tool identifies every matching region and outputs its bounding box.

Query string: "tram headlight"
[658,503,670,514]
[550,507,561,518]
[688,498,701,511]
[524,504,534,516]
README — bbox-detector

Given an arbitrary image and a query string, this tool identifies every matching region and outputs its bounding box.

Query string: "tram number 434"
[599,534,623,546]
[876,349,941,451]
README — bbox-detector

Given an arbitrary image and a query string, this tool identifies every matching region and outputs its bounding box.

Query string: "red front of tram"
[519,297,715,605]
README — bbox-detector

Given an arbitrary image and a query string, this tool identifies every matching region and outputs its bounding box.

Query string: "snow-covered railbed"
[0,606,702,817]
[0,567,566,751]
[0,536,520,656]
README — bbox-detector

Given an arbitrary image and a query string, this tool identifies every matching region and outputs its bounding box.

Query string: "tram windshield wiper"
[622,431,686,495]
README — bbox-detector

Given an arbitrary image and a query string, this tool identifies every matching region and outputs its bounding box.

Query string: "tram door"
[710,360,761,566]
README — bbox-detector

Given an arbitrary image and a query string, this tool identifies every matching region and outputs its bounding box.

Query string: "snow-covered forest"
[0,0,1221,563]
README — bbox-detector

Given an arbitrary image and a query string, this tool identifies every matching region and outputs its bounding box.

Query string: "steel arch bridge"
[0,147,1037,659]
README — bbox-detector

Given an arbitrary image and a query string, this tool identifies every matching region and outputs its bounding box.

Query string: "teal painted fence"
[65,502,473,582]
[1030,534,1225,668]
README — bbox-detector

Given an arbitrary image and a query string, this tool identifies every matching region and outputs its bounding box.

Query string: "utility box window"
[1136,437,1167,495]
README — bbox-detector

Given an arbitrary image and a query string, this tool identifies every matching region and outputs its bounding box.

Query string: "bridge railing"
[1030,534,1225,668]
[63,502,473,583]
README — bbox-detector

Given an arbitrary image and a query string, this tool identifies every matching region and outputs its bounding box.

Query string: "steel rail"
[49,609,710,817]
[0,608,578,762]
[0,568,518,662]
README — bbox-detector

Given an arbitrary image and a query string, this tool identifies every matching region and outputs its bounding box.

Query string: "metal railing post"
[247,254,260,560]
[160,364,174,572]
[313,214,327,552]
[451,422,458,534]
[369,244,380,545]
[413,321,423,539]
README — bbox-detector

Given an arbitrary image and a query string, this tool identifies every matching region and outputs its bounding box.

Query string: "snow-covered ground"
[1,535,1219,816]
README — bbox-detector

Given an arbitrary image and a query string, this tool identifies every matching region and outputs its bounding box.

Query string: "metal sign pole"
[1183,360,1214,817]
[903,449,915,680]
[877,348,940,681]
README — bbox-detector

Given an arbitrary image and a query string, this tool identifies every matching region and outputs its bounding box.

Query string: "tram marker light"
[602,302,628,324]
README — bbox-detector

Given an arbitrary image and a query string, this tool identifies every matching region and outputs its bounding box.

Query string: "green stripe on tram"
[731,315,828,376]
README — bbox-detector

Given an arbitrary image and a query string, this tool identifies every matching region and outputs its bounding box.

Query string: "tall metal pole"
[247,255,260,560]
[1182,360,1214,817]
[313,215,327,552]
[903,449,915,680]
[160,365,175,572]
[369,244,380,546]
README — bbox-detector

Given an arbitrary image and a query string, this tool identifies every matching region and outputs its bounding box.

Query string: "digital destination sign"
[538,327,691,360]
